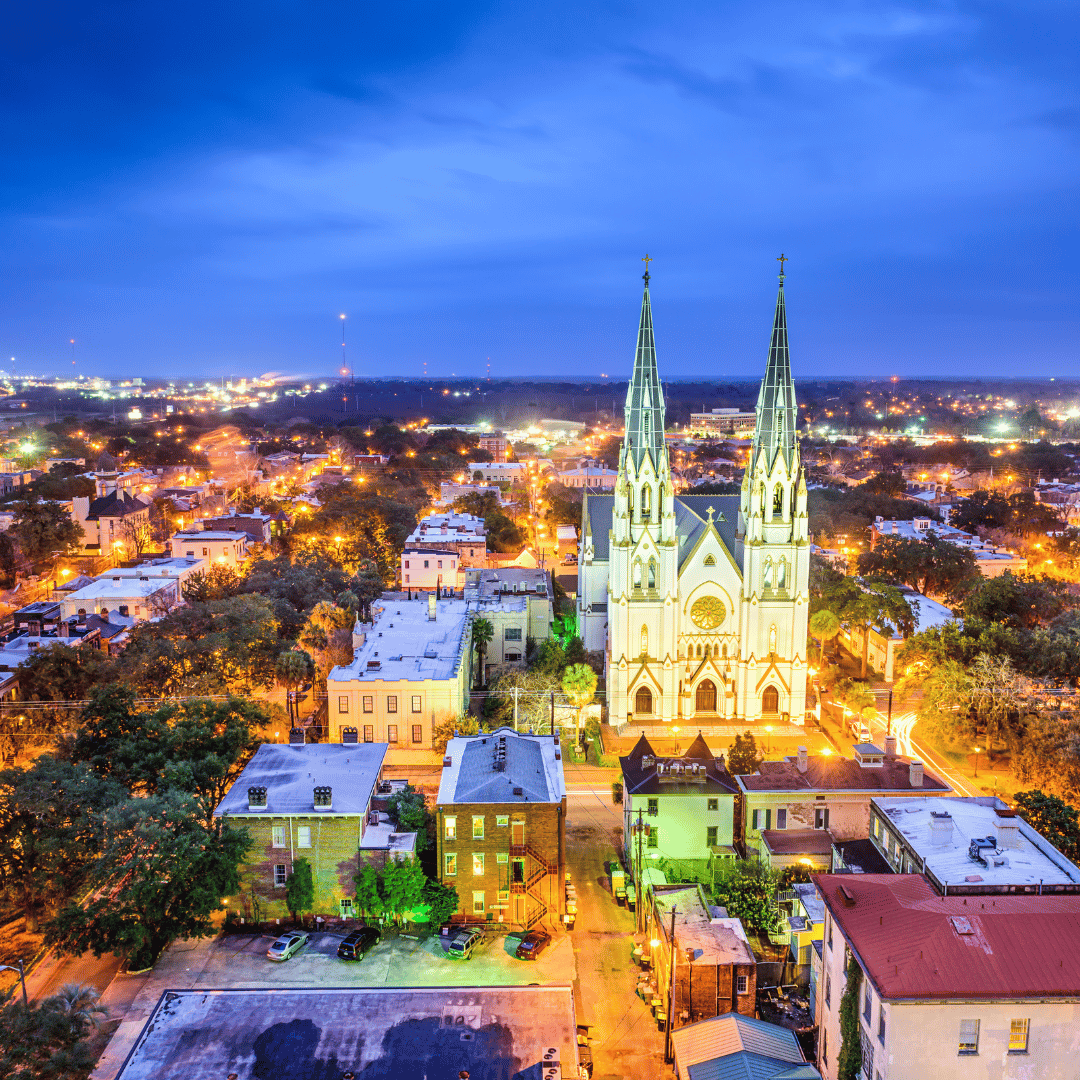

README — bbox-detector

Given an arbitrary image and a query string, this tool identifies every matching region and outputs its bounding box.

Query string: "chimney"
[247,786,267,811]
[796,746,808,773]
[909,760,924,787]
[995,808,1021,850]
[929,810,953,847]
[883,735,897,759]
[314,786,333,811]
[428,593,437,621]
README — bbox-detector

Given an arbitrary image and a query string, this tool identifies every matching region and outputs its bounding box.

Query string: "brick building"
[436,728,566,931]
[214,743,414,921]
[650,884,757,1028]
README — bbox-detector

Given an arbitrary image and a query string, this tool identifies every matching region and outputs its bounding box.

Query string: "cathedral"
[577,263,809,726]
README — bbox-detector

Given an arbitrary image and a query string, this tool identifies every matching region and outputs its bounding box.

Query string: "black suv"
[337,926,380,961]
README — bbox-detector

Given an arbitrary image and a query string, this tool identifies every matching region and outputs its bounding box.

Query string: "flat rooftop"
[62,576,177,601]
[107,558,205,577]
[874,795,1080,890]
[214,743,387,819]
[328,596,470,686]
[653,885,755,968]
[112,986,577,1080]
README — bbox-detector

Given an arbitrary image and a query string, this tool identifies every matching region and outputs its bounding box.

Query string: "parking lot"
[149,925,576,991]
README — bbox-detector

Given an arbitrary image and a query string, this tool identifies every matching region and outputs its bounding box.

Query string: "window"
[202,547,209,556]
[411,696,422,713]
[752,808,773,831]
[272,826,286,848]
[404,574,409,583]
[338,696,349,714]
[387,724,398,743]
[472,815,485,839]
[118,605,129,618]
[821,1030,827,1066]
[472,891,485,914]
[706,826,718,847]
[412,724,423,744]
[496,815,509,827]
[387,695,398,713]
[437,560,442,569]
[1008,1019,1029,1053]
[444,853,457,876]
[825,974,831,1007]
[647,826,658,849]
[827,914,833,949]
[363,725,373,743]
[736,974,748,994]
[860,1029,874,1079]
[878,1009,886,1044]
[274,864,287,887]
[496,852,508,863]
[473,853,485,876]
[444,816,457,840]
[505,627,522,641]
[340,898,354,918]
[363,696,373,713]
[297,826,311,848]
[647,798,659,817]
[404,560,410,569]
[815,807,830,830]
[863,980,872,1021]
[707,798,718,811]
[958,1019,979,1055]
[776,808,789,829]
[186,550,195,558]
[423,560,429,568]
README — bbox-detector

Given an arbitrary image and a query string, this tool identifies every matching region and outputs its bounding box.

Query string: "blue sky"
[1,1,1077,380]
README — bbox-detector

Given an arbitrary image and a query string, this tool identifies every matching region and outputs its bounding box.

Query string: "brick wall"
[435,798,566,929]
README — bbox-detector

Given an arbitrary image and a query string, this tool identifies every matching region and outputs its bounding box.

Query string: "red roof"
[761,829,833,856]
[812,873,1080,1000]
[739,754,948,793]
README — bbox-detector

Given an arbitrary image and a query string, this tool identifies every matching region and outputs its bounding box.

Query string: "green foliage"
[857,534,980,604]
[726,733,761,776]
[962,572,1067,630]
[432,713,484,756]
[1014,790,1080,860]
[711,860,782,934]
[561,663,597,708]
[12,497,82,565]
[808,609,841,656]
[298,600,356,677]
[45,790,251,970]
[352,865,384,918]
[385,784,431,852]
[181,565,242,603]
[952,490,1062,536]
[485,510,525,553]
[531,637,567,675]
[778,864,814,888]
[420,878,459,927]
[275,649,314,690]
[837,958,863,1080]
[16,644,113,702]
[472,617,494,688]
[0,984,107,1080]
[808,487,935,543]
[285,857,315,919]
[453,492,500,518]
[0,531,16,588]
[379,857,427,923]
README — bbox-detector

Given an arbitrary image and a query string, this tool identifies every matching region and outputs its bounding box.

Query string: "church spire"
[622,257,667,475]
[752,256,798,471]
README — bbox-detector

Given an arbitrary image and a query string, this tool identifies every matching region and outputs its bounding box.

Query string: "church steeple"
[751,256,798,472]
[622,259,667,476]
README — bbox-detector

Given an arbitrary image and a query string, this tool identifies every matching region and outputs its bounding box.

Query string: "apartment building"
[404,512,488,568]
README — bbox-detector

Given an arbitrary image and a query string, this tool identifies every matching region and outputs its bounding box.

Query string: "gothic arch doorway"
[635,686,654,716]
[695,679,717,713]
[761,685,780,715]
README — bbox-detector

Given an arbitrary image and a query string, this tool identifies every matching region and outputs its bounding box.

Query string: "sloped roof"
[738,753,949,794]
[813,873,1080,1000]
[761,829,834,856]
[671,1013,817,1080]
[86,489,148,520]
[437,727,565,806]
[620,731,738,797]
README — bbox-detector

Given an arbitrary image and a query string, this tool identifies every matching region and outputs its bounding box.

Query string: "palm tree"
[276,649,314,722]
[561,663,598,731]
[809,608,842,662]
[472,618,494,689]
[51,983,108,1038]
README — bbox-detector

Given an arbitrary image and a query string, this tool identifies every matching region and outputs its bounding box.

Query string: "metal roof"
[671,1013,814,1080]
[437,726,565,805]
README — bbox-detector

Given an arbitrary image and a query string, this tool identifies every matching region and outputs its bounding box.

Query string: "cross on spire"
[642,253,653,282]
[777,253,788,276]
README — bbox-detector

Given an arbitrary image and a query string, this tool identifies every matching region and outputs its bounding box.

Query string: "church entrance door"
[695,679,717,713]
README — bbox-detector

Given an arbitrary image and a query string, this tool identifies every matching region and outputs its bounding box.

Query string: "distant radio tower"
[70,338,76,370]
[486,356,490,382]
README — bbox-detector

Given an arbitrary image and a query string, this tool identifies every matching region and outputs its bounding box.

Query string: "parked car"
[446,928,484,960]
[850,720,872,742]
[515,931,552,960]
[337,926,380,961]
[267,930,309,962]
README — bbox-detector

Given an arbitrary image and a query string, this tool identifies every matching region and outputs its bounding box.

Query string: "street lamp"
[764,725,772,756]
[973,747,982,778]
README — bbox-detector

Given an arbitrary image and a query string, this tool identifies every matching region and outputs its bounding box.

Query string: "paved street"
[565,788,667,1080]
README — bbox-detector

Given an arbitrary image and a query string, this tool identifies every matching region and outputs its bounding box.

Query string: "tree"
[842,581,914,679]
[119,513,154,557]
[352,558,385,623]
[472,618,494,689]
[299,601,356,678]
[420,878,459,928]
[531,638,567,675]
[380,857,426,923]
[857,534,980,604]
[45,790,251,971]
[808,609,841,661]
[285,857,315,922]
[352,865,384,919]
[726,733,761,776]
[432,713,483,756]
[561,663,597,729]
[12,497,81,567]
[181,565,242,603]
[711,860,782,934]
[0,985,106,1080]
[386,784,431,851]
[833,678,875,721]
[1014,790,1080,860]
[16,643,112,702]
[0,758,121,931]
[0,531,16,588]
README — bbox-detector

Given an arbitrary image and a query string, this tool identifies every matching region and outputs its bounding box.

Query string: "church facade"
[577,266,809,726]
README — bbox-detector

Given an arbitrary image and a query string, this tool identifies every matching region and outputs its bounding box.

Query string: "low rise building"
[558,465,618,489]
[170,529,249,567]
[436,727,566,930]
[813,873,1080,1080]
[437,481,502,505]
[737,742,950,869]
[477,433,510,462]
[327,594,473,750]
[464,566,554,645]
[467,461,526,486]
[621,733,739,875]
[869,795,1080,894]
[687,408,757,438]
[651,884,757,1028]
[199,508,278,543]
[108,556,207,589]
[401,548,460,592]
[672,1012,820,1080]
[214,743,397,920]
[405,512,487,567]
[58,572,182,627]
[71,488,152,555]
[871,516,1027,578]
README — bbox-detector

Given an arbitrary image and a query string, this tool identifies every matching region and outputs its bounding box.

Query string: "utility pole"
[512,686,519,731]
[664,905,677,1063]
[550,689,555,737]
[634,808,645,934]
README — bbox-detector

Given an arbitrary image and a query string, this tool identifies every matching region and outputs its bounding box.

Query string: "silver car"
[267,930,310,961]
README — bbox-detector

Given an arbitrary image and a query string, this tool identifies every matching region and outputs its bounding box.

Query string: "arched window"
[647,560,656,589]
[633,561,642,589]
[640,625,649,656]
[777,556,787,590]
[762,686,780,714]
[773,485,784,517]
[697,644,703,658]
[769,624,778,654]
[635,686,653,715]
[763,557,773,591]
[703,554,716,566]
[641,485,651,522]
[722,642,728,659]
[696,679,717,712]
